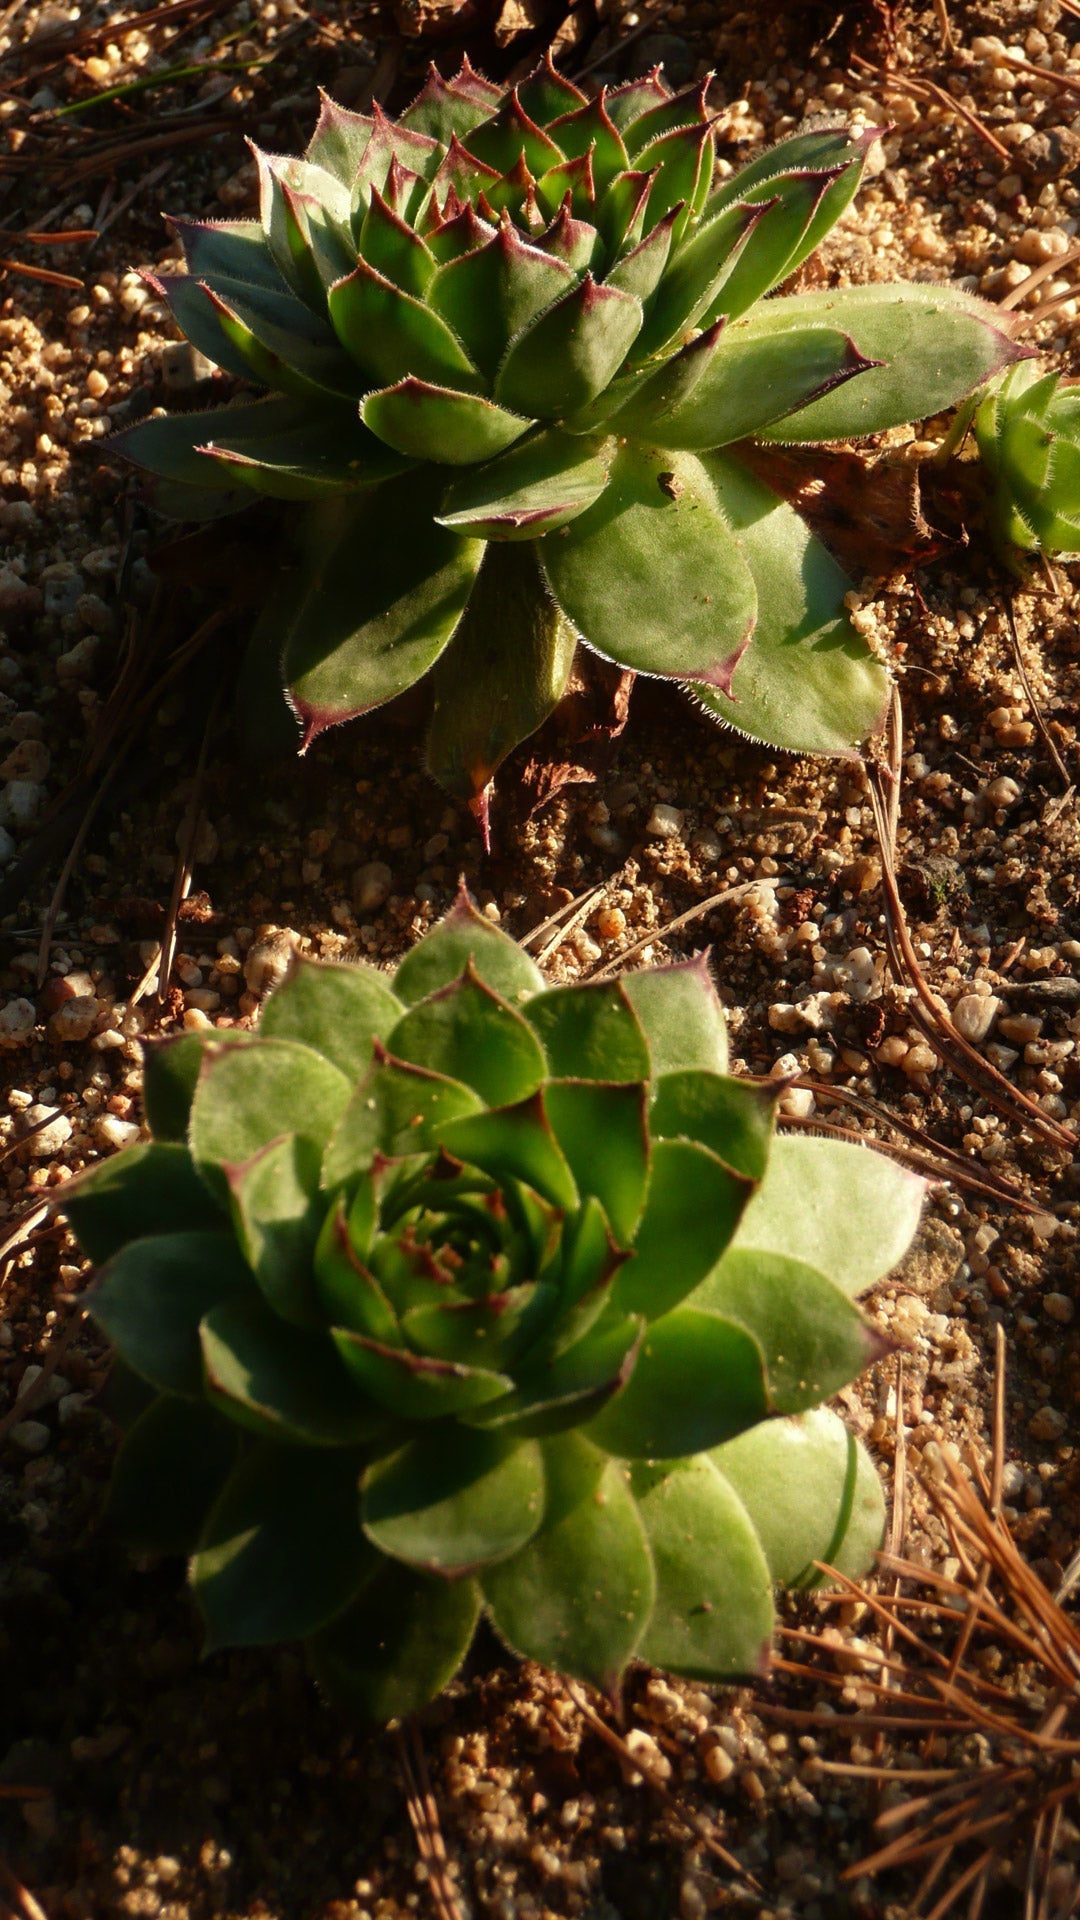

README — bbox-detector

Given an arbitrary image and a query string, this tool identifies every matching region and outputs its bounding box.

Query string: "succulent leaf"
[272,482,483,746]
[75,894,925,1719]
[539,442,757,687]
[362,1424,545,1572]
[732,1134,927,1298]
[631,1455,773,1677]
[749,284,1026,441]
[308,1562,482,1723]
[115,75,1015,793]
[482,1434,654,1687]
[108,1394,239,1554]
[193,1443,374,1648]
[690,451,889,756]
[712,1407,886,1587]
[200,1292,383,1445]
[424,542,577,808]
[692,1248,890,1412]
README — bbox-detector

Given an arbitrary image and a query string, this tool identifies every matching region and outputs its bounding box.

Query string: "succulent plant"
[973,358,1080,564]
[115,62,1023,826]
[67,894,925,1720]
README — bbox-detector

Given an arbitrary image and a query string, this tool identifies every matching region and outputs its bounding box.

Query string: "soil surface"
[0,0,1078,1916]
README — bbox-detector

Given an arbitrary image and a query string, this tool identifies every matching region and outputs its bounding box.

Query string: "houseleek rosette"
[113,59,1024,821]
[974,359,1080,563]
[66,894,925,1720]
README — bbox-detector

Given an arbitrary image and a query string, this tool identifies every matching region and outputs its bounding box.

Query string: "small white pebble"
[646,803,684,839]
[93,1112,141,1152]
[983,775,1021,809]
[26,1106,72,1155]
[952,993,1001,1044]
[10,1420,51,1455]
[0,998,36,1047]
[353,862,393,914]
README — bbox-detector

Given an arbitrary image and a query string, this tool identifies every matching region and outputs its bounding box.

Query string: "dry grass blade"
[589,877,783,979]
[865,697,1075,1151]
[783,1339,1080,1917]
[394,1722,466,1920]
[0,1860,49,1920]
[551,1677,762,1896]
[1003,595,1073,792]
[850,55,1011,162]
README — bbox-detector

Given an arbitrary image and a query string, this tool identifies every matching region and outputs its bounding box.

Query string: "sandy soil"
[0,0,1078,1915]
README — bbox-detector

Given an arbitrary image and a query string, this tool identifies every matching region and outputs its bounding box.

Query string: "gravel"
[1,0,1079,1916]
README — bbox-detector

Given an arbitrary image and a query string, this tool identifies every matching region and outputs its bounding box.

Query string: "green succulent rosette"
[974,358,1080,563]
[66,894,925,1720]
[113,59,1023,820]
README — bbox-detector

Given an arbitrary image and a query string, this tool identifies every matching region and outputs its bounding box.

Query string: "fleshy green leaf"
[428,220,575,379]
[712,1406,885,1587]
[702,173,834,324]
[170,214,284,290]
[436,428,610,540]
[544,1081,649,1247]
[227,1133,325,1329]
[631,1455,773,1678]
[749,285,1026,441]
[692,1248,890,1413]
[107,1394,239,1554]
[111,395,406,502]
[620,323,875,451]
[483,1434,653,1688]
[200,1293,383,1446]
[400,67,497,144]
[362,378,531,465]
[540,442,756,686]
[155,273,363,402]
[328,258,485,392]
[649,1071,778,1181]
[260,958,403,1079]
[92,1231,254,1396]
[322,1053,480,1189]
[356,185,436,297]
[691,450,889,756]
[465,1312,641,1436]
[190,1039,352,1197]
[731,1134,925,1298]
[495,274,643,420]
[426,541,577,804]
[142,1029,250,1143]
[620,953,729,1076]
[386,966,547,1107]
[586,1307,768,1458]
[313,1191,400,1341]
[304,93,374,187]
[63,1141,224,1265]
[333,1329,513,1419]
[612,1139,750,1319]
[440,1092,578,1213]
[524,980,650,1082]
[308,1561,482,1723]
[363,1425,545,1573]
[274,482,483,748]
[393,889,543,1007]
[193,1442,373,1649]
